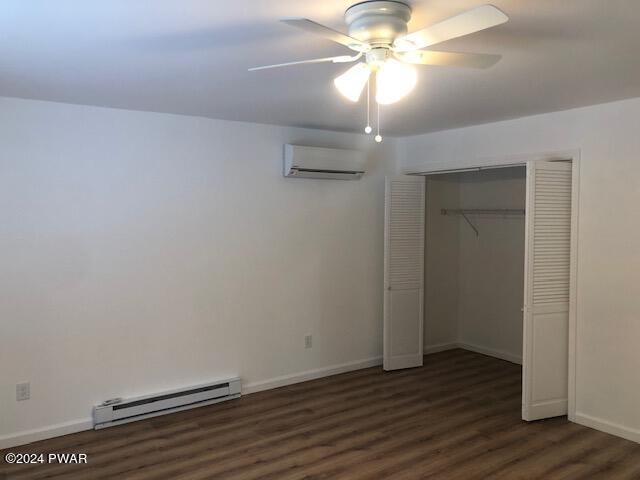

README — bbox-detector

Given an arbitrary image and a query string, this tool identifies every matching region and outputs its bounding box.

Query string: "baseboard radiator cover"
[93,377,241,429]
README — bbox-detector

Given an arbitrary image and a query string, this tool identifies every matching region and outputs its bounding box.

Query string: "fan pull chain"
[364,77,372,134]
[375,100,382,143]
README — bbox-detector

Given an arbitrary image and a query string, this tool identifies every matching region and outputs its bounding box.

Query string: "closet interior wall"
[424,167,526,363]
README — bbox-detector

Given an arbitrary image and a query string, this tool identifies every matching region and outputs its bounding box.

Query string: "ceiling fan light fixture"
[334,63,371,102]
[252,3,509,142]
[375,59,416,105]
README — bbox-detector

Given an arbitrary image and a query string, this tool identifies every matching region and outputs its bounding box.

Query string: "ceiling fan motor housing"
[365,48,391,69]
[345,1,412,47]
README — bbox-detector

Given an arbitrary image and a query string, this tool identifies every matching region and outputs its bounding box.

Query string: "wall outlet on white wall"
[304,335,313,349]
[16,382,30,401]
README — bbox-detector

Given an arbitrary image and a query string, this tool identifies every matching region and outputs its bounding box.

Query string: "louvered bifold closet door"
[383,176,425,371]
[522,161,572,420]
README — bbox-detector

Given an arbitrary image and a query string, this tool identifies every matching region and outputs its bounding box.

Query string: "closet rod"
[440,208,525,216]
[440,208,525,237]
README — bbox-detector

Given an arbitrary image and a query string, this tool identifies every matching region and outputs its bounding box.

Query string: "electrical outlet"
[16,382,30,401]
[304,335,313,349]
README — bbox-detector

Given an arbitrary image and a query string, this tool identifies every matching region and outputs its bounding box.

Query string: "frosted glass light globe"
[334,63,371,102]
[375,60,417,105]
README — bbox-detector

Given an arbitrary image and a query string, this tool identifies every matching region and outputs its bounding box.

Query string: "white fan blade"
[248,54,360,72]
[395,50,501,69]
[394,5,508,52]
[281,18,369,52]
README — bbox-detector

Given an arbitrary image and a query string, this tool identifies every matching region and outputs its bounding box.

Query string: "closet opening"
[424,166,526,366]
[383,158,578,422]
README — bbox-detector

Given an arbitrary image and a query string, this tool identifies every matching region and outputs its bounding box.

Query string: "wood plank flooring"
[1,349,639,479]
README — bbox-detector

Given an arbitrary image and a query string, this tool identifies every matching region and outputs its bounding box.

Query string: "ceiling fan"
[250,1,508,141]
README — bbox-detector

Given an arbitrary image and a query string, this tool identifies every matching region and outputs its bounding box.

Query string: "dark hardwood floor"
[2,349,639,479]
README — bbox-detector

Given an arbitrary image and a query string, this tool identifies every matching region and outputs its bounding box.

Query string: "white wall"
[401,97,640,443]
[424,169,525,364]
[0,97,397,446]
[424,175,459,350]
[3,93,639,447]
[457,168,525,363]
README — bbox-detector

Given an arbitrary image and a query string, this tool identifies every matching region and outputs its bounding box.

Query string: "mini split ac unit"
[93,377,241,429]
[283,144,366,180]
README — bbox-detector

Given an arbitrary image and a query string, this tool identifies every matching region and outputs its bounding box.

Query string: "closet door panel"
[388,290,423,355]
[522,161,572,421]
[384,176,425,371]
[530,309,569,402]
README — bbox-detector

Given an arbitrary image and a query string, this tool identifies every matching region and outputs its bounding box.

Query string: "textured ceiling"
[1,1,639,135]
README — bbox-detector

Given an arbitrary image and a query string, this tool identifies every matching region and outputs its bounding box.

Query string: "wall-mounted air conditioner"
[93,377,241,429]
[283,144,366,180]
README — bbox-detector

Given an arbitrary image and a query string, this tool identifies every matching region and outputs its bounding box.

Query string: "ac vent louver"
[283,144,366,180]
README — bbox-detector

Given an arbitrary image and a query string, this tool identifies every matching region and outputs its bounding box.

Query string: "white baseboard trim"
[456,342,522,365]
[522,399,568,421]
[0,418,93,450]
[1,356,383,449]
[5,360,637,449]
[573,412,640,444]
[423,342,522,365]
[423,343,458,354]
[243,356,383,395]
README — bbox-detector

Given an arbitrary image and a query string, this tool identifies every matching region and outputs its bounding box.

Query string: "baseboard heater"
[93,377,241,429]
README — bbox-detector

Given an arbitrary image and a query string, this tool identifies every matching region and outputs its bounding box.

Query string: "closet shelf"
[440,208,525,237]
